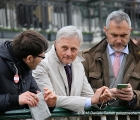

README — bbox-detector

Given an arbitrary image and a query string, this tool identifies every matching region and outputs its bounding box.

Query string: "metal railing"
[0,106,140,120]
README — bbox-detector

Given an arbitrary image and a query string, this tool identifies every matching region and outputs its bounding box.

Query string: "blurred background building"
[0,0,140,48]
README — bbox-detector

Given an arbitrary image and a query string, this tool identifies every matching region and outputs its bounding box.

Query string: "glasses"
[100,97,117,110]
[37,55,45,59]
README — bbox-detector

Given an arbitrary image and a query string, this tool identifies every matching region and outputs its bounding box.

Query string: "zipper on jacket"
[18,75,22,94]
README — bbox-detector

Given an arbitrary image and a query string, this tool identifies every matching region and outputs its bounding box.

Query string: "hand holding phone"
[117,84,128,89]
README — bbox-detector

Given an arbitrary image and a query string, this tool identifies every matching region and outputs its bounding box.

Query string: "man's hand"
[99,88,112,103]
[109,88,117,98]
[44,88,57,107]
[19,91,39,107]
[115,83,134,101]
[91,86,112,105]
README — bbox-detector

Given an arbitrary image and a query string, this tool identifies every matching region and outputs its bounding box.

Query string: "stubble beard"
[110,43,127,52]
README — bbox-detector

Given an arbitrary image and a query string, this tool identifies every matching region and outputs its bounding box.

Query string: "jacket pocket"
[89,72,103,88]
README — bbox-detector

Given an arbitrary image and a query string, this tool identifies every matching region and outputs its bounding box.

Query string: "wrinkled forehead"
[56,36,81,44]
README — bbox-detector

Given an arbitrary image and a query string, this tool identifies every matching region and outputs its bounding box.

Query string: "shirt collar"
[63,64,71,66]
[107,44,129,55]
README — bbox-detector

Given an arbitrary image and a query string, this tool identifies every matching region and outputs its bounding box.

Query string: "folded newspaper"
[29,92,51,120]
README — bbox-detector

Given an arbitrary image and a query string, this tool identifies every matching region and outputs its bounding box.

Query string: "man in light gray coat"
[32,26,111,112]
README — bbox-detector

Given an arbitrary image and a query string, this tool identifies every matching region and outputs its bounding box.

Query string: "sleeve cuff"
[128,92,137,106]
[85,98,92,108]
[9,95,19,106]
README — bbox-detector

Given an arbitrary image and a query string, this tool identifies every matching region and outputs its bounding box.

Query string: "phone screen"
[117,84,128,89]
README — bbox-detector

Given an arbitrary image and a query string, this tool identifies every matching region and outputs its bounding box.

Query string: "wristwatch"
[128,92,137,106]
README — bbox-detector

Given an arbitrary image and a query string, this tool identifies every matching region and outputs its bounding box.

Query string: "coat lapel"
[98,50,109,87]
[123,54,135,84]
[58,64,69,95]
[70,63,78,95]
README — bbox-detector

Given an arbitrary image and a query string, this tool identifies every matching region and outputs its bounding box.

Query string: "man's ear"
[130,27,132,32]
[54,40,58,51]
[23,55,34,63]
[104,27,107,36]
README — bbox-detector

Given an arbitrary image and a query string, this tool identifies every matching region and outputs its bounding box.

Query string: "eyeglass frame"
[99,97,117,110]
[37,55,45,59]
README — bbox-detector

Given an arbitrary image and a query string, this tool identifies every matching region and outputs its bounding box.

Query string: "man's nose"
[66,49,72,55]
[116,36,122,43]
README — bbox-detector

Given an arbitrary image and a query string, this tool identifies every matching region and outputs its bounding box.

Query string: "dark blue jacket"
[0,41,54,112]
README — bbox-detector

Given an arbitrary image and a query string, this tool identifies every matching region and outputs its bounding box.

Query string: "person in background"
[136,38,140,47]
[0,30,57,112]
[82,11,140,120]
[132,38,140,47]
[131,38,137,44]
[33,26,112,114]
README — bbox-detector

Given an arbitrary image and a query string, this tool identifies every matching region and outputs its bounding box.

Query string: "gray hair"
[56,26,83,45]
[106,11,131,28]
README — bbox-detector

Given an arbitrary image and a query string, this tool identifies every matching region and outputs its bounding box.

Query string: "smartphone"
[117,84,128,89]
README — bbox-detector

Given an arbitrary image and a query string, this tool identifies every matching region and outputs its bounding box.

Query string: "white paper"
[29,92,51,120]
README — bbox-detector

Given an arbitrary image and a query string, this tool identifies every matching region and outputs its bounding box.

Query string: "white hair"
[106,10,131,28]
[56,26,83,45]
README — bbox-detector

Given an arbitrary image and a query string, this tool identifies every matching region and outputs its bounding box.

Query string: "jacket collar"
[0,41,30,75]
[128,40,140,63]
[87,37,108,60]
[50,44,85,64]
[86,37,140,63]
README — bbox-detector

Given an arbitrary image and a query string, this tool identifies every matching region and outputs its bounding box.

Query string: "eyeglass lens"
[108,98,116,105]
[100,98,117,109]
[100,100,107,110]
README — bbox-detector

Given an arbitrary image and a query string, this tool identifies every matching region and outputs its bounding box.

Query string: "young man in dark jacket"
[0,30,57,112]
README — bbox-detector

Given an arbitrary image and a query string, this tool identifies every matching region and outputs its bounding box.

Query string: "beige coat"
[33,45,96,112]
